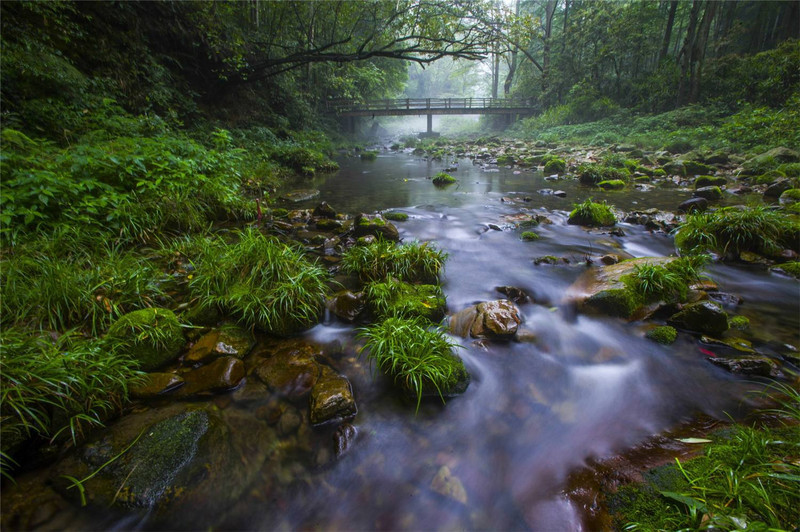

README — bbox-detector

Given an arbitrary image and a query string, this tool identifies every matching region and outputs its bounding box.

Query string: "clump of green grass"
[568,198,616,226]
[364,278,445,321]
[432,172,457,186]
[0,329,144,479]
[341,238,447,283]
[188,227,330,336]
[674,206,799,258]
[357,317,467,410]
[360,150,378,161]
[625,256,708,303]
[576,164,630,185]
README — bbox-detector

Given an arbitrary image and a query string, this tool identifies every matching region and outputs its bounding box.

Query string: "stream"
[3,148,798,531]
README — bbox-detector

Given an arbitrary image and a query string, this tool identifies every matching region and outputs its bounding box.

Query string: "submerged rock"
[667,301,729,335]
[430,466,468,504]
[309,366,357,425]
[130,372,184,399]
[449,300,521,339]
[283,189,320,203]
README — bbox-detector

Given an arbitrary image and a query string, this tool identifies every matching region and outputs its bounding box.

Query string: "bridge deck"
[328,98,537,117]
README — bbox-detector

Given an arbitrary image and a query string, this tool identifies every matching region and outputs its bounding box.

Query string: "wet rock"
[177,357,245,396]
[316,218,343,231]
[700,336,757,355]
[309,367,357,425]
[283,189,320,203]
[313,201,337,218]
[185,326,255,364]
[107,308,185,371]
[707,292,743,308]
[553,190,567,197]
[254,344,320,400]
[764,179,792,198]
[327,290,366,322]
[677,197,708,214]
[496,285,532,304]
[229,379,271,405]
[600,254,620,265]
[449,300,521,339]
[708,355,780,377]
[667,301,729,335]
[333,423,357,458]
[693,186,723,200]
[430,466,467,504]
[130,372,184,399]
[353,213,400,241]
[534,255,569,265]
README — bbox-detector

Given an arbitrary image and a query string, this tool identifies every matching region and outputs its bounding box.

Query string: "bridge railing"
[327,97,536,113]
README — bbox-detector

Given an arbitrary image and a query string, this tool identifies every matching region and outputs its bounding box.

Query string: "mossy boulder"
[432,172,457,186]
[667,301,729,335]
[598,179,625,190]
[771,261,800,278]
[354,213,400,241]
[764,179,793,198]
[728,315,751,330]
[543,157,566,174]
[682,160,716,176]
[708,355,780,377]
[693,186,723,200]
[779,188,800,205]
[645,326,677,345]
[694,175,727,189]
[384,211,409,222]
[107,308,185,371]
[521,231,540,241]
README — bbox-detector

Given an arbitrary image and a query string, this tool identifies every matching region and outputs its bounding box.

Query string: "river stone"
[449,300,520,339]
[254,344,321,399]
[764,179,792,198]
[316,218,343,230]
[327,290,366,322]
[130,372,184,399]
[693,186,723,200]
[107,308,185,371]
[177,357,245,396]
[496,285,532,304]
[677,197,709,214]
[667,301,729,335]
[353,213,399,241]
[313,201,337,218]
[708,355,780,377]
[430,466,467,504]
[566,257,674,319]
[185,326,255,364]
[309,366,357,425]
[283,189,320,203]
[333,423,358,458]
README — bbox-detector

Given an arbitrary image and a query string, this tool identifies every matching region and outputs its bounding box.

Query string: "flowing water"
[5,149,798,531]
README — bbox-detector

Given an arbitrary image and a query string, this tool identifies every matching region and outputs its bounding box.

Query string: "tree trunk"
[658,1,678,63]
[689,0,717,103]
[541,0,557,101]
[677,0,701,106]
[503,0,521,95]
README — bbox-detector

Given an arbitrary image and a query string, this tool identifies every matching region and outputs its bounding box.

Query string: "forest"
[1,1,799,530]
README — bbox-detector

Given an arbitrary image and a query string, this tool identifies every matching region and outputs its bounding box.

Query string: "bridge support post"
[427,114,433,134]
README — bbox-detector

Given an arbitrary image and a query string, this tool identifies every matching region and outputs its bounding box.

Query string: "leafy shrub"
[568,199,616,226]
[188,227,330,335]
[357,317,467,409]
[342,238,447,283]
[675,206,799,257]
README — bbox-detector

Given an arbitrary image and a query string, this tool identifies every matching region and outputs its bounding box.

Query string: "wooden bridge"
[327,98,538,134]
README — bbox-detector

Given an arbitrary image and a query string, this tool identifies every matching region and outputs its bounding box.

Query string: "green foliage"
[0,329,144,465]
[188,227,330,336]
[675,206,798,257]
[364,278,445,321]
[357,317,465,410]
[432,171,457,186]
[0,237,166,335]
[625,257,707,303]
[568,199,616,226]
[341,238,447,284]
[645,326,677,345]
[360,151,378,161]
[576,164,629,186]
[106,308,185,371]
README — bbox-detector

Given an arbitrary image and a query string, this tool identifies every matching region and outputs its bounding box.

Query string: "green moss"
[694,175,727,188]
[568,198,616,226]
[777,162,800,177]
[598,179,625,190]
[576,164,629,185]
[772,261,800,278]
[584,288,640,318]
[728,315,750,330]
[384,211,409,222]
[496,154,515,165]
[779,188,800,203]
[753,169,786,185]
[645,326,677,345]
[652,168,667,177]
[683,160,715,175]
[365,279,445,321]
[432,172,457,186]
[543,157,566,174]
[270,208,289,218]
[107,308,185,371]
[360,151,378,161]
[520,231,540,241]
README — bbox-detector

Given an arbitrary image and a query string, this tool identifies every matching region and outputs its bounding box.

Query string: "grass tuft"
[341,238,447,283]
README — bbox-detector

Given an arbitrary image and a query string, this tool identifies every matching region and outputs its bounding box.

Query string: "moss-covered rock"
[743,147,800,175]
[598,179,625,190]
[107,308,185,371]
[384,211,409,221]
[779,188,800,204]
[521,231,540,241]
[694,175,727,188]
[543,157,566,174]
[568,199,616,226]
[683,160,716,175]
[771,261,800,278]
[728,315,750,330]
[353,213,400,241]
[432,172,457,186]
[667,301,729,335]
[645,326,677,345]
[693,186,723,200]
